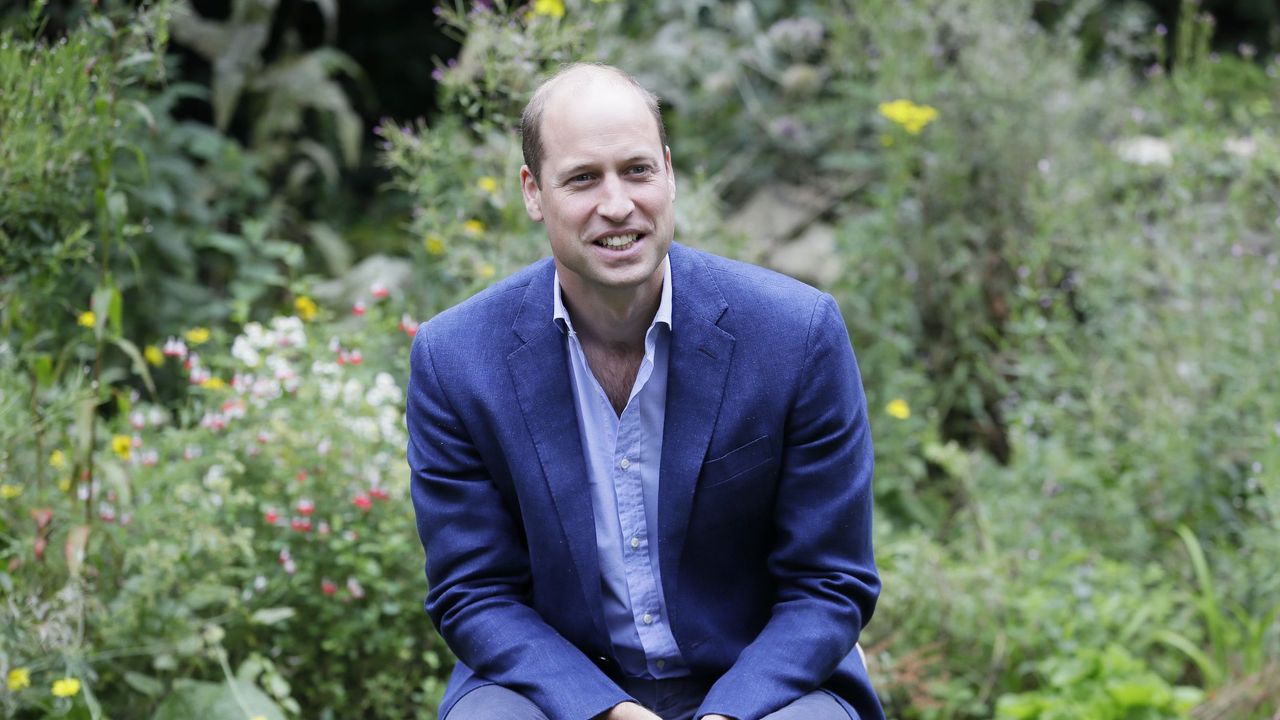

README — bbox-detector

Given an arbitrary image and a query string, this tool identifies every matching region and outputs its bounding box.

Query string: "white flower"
[271,316,307,348]
[1114,136,1173,167]
[1223,136,1256,159]
[232,336,262,368]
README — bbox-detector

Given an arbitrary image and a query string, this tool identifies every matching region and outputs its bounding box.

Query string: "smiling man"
[406,63,884,720]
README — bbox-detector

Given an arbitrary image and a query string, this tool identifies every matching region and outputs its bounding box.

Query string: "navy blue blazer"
[406,243,883,720]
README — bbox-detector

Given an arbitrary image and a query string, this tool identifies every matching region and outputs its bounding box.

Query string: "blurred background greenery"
[2,0,1278,718]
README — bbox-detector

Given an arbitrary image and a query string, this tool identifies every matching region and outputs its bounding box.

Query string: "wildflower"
[183,445,203,461]
[1114,136,1173,167]
[111,435,132,460]
[352,493,373,511]
[352,301,367,317]
[321,579,338,596]
[400,313,419,337]
[129,411,146,430]
[347,576,366,599]
[886,399,911,420]
[139,449,159,467]
[878,99,938,135]
[291,517,312,533]
[371,282,390,300]
[264,508,280,524]
[479,263,496,279]
[532,0,565,17]
[369,487,390,501]
[296,498,315,516]
[49,449,67,469]
[1,484,21,499]
[7,667,30,691]
[162,337,188,359]
[463,219,486,236]
[51,677,81,697]
[297,470,309,484]
[318,521,331,536]
[200,377,226,390]
[283,559,297,575]
[144,344,164,366]
[78,311,96,328]
[477,176,499,193]
[424,233,446,255]
[184,327,211,345]
[294,295,318,321]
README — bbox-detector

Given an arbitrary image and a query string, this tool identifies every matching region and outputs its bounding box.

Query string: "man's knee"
[445,684,550,720]
[761,690,855,720]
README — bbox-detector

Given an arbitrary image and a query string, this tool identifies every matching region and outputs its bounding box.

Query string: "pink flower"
[296,498,315,516]
[296,470,308,484]
[347,576,366,599]
[162,337,188,358]
[371,282,390,300]
[352,301,366,317]
[291,517,312,533]
[369,487,390,501]
[318,521,331,536]
[399,314,418,337]
[129,411,146,430]
[283,559,297,575]
[321,579,338,595]
[277,548,291,564]
[264,508,280,524]
[352,493,372,511]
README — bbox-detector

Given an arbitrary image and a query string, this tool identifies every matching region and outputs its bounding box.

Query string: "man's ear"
[519,165,544,222]
[664,145,676,202]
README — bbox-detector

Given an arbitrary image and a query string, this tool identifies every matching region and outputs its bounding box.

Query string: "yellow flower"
[463,219,485,237]
[7,668,30,691]
[477,176,499,194]
[78,311,96,328]
[1,484,22,500]
[479,263,496,280]
[184,327,211,345]
[294,295,318,322]
[878,99,938,135]
[424,234,446,256]
[51,677,81,697]
[532,0,565,18]
[111,434,132,460]
[59,477,72,493]
[144,344,164,366]
[886,399,911,420]
[50,449,67,469]
[201,377,226,390]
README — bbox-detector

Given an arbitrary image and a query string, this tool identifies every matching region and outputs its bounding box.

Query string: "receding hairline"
[520,62,667,184]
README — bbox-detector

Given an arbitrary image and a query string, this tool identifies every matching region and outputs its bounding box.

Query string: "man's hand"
[599,701,663,720]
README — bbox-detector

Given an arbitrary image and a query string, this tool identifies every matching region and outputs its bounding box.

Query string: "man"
[406,63,883,720]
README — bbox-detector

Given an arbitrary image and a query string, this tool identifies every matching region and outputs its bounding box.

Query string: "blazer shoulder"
[414,258,551,360]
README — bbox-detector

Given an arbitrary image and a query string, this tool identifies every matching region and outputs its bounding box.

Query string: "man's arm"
[695,294,880,720]
[406,326,631,720]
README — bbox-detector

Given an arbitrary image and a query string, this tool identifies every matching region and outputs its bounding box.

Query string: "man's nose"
[595,174,634,221]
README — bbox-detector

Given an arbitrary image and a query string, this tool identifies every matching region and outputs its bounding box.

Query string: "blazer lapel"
[507,263,608,642]
[659,245,735,605]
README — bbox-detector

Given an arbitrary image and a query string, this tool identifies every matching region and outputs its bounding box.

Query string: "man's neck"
[558,270,663,352]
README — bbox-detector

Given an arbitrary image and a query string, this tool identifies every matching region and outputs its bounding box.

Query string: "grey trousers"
[445,679,853,720]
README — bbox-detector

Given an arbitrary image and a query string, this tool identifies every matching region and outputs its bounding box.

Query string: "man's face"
[520,79,675,298]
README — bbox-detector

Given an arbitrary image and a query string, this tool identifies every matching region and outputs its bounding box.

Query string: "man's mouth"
[594,233,640,250]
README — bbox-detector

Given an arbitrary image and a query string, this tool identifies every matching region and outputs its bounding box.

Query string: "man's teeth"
[597,234,637,248]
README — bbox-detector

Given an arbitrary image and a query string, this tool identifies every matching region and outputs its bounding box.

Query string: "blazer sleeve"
[406,325,630,720]
[696,294,881,720]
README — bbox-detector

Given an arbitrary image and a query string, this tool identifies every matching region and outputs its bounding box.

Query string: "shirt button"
[630,537,640,549]
[619,458,631,470]
[642,613,654,624]
[656,660,666,669]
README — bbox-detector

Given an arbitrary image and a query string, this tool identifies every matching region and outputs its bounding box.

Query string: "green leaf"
[249,607,295,625]
[151,679,285,720]
[124,672,165,697]
[112,337,157,396]
[91,284,117,341]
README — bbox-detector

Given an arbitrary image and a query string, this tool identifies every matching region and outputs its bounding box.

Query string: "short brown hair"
[520,63,668,185]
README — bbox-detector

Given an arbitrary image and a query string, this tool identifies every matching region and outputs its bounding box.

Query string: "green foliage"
[994,645,1202,720]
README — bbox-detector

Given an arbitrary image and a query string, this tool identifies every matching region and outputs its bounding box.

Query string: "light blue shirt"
[553,257,688,679]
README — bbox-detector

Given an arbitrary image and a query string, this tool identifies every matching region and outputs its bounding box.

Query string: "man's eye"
[628,165,651,175]
[571,174,593,183]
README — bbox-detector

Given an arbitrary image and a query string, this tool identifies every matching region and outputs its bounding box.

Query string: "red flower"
[264,508,280,524]
[296,498,315,516]
[296,470,308,484]
[352,493,372,511]
[369,487,390,501]
[371,282,390,300]
[321,578,338,595]
[352,301,366,317]
[291,517,312,533]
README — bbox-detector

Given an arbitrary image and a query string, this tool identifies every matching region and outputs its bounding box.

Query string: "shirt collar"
[554,256,672,334]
